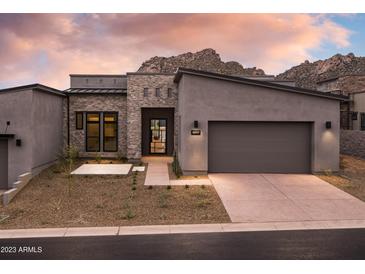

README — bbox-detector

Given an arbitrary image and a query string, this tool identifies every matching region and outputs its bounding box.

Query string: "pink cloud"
[0,14,352,89]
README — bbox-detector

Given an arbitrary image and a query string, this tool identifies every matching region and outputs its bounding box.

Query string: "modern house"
[1,68,347,192]
[317,74,365,130]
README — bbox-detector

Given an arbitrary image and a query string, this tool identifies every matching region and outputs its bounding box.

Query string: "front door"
[141,108,174,156]
[0,140,8,189]
[150,119,167,154]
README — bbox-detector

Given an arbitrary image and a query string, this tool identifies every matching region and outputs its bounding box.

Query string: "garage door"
[0,140,8,189]
[208,122,311,173]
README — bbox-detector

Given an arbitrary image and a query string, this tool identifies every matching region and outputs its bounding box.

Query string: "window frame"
[75,112,84,130]
[85,112,101,152]
[155,88,160,97]
[167,88,172,98]
[143,88,149,97]
[103,112,118,152]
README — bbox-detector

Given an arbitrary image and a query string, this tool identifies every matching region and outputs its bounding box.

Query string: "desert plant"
[132,186,137,191]
[323,169,333,176]
[185,184,189,189]
[201,185,206,189]
[62,145,78,196]
[95,153,102,164]
[148,185,153,190]
[172,151,182,178]
[159,192,169,208]
[125,208,135,219]
[166,185,171,190]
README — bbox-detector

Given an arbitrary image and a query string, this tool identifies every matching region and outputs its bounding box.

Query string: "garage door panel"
[208,122,311,173]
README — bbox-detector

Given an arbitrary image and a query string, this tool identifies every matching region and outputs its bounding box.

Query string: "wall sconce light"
[325,121,332,129]
[191,120,201,135]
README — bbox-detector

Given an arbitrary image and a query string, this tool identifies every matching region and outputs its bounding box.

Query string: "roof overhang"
[0,84,65,97]
[174,68,349,101]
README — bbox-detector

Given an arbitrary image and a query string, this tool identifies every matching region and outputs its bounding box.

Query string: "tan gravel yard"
[318,155,365,202]
[0,160,230,229]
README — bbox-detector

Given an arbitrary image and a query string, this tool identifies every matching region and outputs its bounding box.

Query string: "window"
[167,88,172,98]
[103,112,118,152]
[86,113,100,152]
[76,112,83,130]
[352,112,358,120]
[361,113,365,131]
[155,88,160,97]
[143,88,148,97]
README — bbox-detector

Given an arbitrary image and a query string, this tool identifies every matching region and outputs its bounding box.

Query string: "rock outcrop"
[137,48,265,76]
[276,53,365,90]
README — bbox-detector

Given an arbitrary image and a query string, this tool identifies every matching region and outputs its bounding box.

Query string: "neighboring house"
[0,68,346,192]
[317,74,365,130]
[0,84,65,191]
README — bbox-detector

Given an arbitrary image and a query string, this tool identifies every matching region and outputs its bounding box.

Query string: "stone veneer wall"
[340,130,365,159]
[126,73,178,160]
[67,94,127,158]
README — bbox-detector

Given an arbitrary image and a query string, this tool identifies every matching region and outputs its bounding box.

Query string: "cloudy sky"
[0,13,364,89]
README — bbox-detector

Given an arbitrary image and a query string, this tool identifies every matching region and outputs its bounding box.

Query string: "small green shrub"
[185,184,189,189]
[95,153,102,164]
[166,185,172,190]
[148,185,153,190]
[201,185,206,189]
[132,186,137,191]
[172,152,182,178]
[159,193,169,208]
[323,169,333,176]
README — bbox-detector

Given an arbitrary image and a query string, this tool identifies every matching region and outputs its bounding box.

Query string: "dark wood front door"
[142,108,174,156]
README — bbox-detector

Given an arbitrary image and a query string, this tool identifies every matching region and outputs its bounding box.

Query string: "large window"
[86,113,100,152]
[76,112,83,130]
[103,112,118,152]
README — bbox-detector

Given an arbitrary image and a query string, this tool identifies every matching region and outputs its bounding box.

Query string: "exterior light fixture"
[325,121,332,129]
[191,120,201,135]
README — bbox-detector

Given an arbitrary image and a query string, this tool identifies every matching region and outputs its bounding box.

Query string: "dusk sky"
[1,13,365,90]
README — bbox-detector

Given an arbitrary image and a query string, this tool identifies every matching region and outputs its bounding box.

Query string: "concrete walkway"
[142,157,211,186]
[210,173,365,223]
[1,220,365,239]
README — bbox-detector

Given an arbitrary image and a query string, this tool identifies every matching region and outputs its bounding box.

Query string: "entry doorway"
[141,108,174,156]
[150,119,167,154]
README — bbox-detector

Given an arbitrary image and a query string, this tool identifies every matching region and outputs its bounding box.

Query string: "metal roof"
[174,68,349,101]
[64,88,127,94]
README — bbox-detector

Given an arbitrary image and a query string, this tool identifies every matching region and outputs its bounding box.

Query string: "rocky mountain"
[276,53,365,90]
[137,48,265,76]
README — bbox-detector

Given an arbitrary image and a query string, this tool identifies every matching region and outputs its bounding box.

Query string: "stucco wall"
[0,89,33,187]
[31,90,64,172]
[177,74,340,173]
[126,73,178,160]
[67,94,127,158]
[341,130,365,159]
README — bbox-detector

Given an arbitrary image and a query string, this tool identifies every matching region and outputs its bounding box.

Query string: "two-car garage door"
[208,122,312,173]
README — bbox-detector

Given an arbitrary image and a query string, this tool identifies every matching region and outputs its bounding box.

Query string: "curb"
[1,220,365,239]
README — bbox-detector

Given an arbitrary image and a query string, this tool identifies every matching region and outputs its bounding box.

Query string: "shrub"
[159,192,169,208]
[201,185,206,189]
[148,185,153,190]
[166,185,171,190]
[95,153,102,164]
[172,152,182,178]
[185,184,189,189]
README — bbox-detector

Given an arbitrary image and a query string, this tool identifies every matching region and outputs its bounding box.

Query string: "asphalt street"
[0,228,364,259]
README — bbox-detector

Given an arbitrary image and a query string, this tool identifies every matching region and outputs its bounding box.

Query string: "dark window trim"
[361,113,365,131]
[103,111,118,152]
[167,88,172,98]
[143,88,148,97]
[155,88,160,97]
[76,111,84,130]
[149,117,167,155]
[85,112,101,152]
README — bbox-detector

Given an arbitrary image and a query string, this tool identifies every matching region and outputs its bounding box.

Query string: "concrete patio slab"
[71,164,132,175]
[132,166,145,172]
[210,173,365,223]
[65,226,119,237]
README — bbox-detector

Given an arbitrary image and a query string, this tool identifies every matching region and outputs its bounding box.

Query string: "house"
[0,68,346,193]
[316,74,365,130]
[0,84,65,196]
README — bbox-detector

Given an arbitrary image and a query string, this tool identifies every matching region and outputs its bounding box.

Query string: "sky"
[0,13,365,90]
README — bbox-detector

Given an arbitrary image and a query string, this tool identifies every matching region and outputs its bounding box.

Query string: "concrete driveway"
[209,174,365,223]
